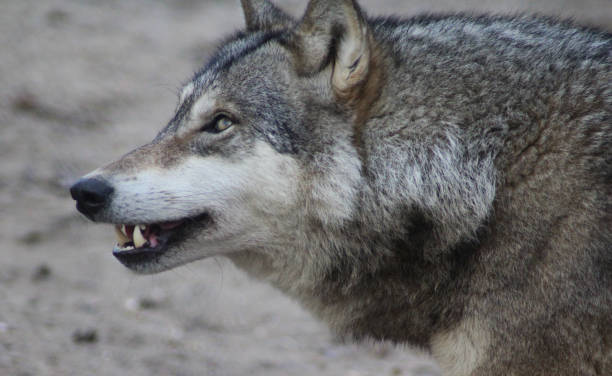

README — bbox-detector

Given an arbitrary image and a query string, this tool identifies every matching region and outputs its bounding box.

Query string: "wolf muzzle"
[70,178,114,220]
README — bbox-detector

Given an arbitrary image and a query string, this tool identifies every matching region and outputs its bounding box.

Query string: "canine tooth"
[133,225,146,248]
[121,225,128,237]
[114,226,129,244]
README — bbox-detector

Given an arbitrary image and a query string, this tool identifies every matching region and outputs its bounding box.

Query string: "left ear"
[241,0,294,32]
[289,0,376,100]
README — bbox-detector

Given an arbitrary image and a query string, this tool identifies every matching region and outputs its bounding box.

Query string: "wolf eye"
[201,115,234,134]
[216,116,234,132]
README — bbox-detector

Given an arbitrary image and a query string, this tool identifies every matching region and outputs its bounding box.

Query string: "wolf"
[70,0,611,374]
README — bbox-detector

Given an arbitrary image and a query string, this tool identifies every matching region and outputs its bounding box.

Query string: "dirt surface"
[1,1,609,375]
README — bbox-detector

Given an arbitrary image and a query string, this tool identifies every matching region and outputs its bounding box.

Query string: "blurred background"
[0,1,609,375]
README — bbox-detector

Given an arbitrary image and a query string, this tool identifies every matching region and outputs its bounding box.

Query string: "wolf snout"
[70,178,114,220]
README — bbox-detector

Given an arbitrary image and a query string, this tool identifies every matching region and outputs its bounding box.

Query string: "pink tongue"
[141,226,160,248]
[148,235,159,248]
[160,220,183,230]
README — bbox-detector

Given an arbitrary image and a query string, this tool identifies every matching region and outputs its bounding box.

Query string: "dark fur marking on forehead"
[161,30,286,136]
[163,95,195,136]
[193,30,285,85]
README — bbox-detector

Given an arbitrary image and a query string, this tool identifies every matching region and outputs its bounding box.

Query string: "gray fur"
[240,0,293,31]
[71,1,611,375]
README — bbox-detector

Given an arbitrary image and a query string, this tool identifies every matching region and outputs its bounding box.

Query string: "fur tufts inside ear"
[289,0,379,103]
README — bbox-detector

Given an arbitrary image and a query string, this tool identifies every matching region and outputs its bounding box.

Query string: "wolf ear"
[290,0,376,100]
[241,0,294,31]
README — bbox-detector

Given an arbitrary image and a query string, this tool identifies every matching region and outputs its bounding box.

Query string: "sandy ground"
[0,1,609,375]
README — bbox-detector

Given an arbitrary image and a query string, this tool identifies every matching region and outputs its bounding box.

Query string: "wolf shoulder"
[367,14,611,173]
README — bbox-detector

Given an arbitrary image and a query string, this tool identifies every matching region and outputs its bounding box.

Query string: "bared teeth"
[121,225,128,237]
[133,225,147,248]
[115,226,130,245]
[115,244,135,252]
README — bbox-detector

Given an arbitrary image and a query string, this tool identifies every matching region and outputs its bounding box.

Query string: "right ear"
[240,0,294,31]
[287,0,380,104]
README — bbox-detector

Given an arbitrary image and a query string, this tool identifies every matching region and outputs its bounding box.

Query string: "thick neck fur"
[228,228,473,348]
[227,120,485,346]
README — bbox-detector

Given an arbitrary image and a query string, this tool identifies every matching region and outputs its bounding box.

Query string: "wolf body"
[70,1,612,375]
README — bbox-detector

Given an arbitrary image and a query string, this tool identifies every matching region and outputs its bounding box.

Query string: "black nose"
[70,178,114,220]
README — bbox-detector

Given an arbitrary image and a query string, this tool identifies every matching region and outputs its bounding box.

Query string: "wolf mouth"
[112,214,210,267]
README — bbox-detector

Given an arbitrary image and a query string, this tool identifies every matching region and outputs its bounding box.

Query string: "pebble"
[31,264,52,282]
[124,290,167,311]
[72,328,98,344]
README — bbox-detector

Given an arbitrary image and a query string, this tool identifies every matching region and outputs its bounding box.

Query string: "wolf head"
[70,0,382,274]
